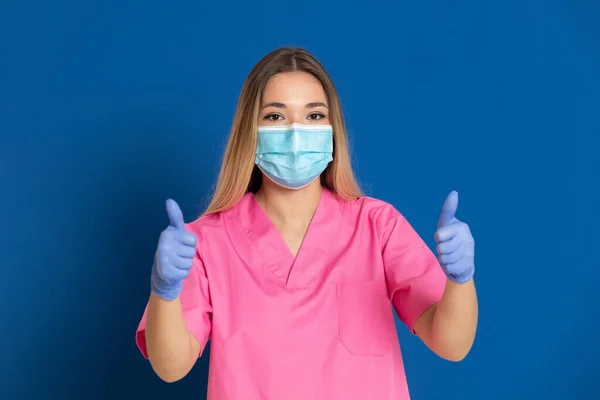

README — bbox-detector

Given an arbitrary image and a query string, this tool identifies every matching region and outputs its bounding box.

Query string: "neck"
[255,180,323,227]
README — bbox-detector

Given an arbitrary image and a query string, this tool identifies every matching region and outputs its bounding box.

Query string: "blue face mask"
[255,123,334,190]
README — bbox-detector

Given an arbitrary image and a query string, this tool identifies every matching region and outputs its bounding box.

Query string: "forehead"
[262,71,327,103]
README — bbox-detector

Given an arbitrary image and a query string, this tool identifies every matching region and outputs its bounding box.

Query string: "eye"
[307,113,325,120]
[263,113,284,121]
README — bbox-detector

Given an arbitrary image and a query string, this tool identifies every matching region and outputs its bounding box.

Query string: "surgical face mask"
[255,123,334,190]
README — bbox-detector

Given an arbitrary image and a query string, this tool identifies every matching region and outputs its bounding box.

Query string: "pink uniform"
[136,188,447,399]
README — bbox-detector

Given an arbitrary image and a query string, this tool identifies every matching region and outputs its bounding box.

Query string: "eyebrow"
[262,101,328,109]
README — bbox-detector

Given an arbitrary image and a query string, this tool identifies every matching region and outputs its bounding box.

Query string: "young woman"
[136,47,478,400]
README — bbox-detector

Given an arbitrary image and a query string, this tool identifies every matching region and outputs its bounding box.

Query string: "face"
[259,71,330,127]
[256,72,332,192]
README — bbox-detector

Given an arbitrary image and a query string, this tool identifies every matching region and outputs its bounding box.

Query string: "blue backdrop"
[1,1,599,399]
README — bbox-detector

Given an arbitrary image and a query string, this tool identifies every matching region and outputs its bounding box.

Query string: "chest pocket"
[335,280,396,357]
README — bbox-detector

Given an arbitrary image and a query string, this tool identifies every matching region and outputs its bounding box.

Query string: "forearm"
[431,279,478,360]
[145,292,201,382]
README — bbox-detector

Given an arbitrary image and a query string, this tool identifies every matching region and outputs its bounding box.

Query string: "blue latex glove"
[434,191,475,284]
[150,199,198,301]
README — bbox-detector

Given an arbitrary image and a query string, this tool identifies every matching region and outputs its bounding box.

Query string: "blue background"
[1,0,599,399]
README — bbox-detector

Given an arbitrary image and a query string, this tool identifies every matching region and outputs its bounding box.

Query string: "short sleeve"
[379,204,447,334]
[135,228,213,359]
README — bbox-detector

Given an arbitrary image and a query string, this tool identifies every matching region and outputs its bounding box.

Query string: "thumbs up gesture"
[434,191,475,284]
[151,199,198,301]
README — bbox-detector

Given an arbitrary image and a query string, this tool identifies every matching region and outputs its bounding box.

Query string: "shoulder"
[184,199,244,241]
[344,195,406,224]
[185,211,223,233]
[341,194,416,244]
[184,192,256,238]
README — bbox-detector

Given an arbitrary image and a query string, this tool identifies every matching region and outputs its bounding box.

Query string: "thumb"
[438,190,458,227]
[165,199,186,231]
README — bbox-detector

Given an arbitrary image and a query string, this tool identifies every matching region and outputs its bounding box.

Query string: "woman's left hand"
[434,191,475,284]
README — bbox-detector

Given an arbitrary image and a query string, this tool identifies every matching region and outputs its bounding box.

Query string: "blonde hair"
[203,47,363,215]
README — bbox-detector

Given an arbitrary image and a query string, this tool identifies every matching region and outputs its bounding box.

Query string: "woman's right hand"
[150,199,198,301]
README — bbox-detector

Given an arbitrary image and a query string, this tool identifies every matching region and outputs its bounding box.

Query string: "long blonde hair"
[203,47,363,215]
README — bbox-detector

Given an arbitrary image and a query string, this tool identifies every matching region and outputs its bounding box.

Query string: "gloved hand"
[434,191,475,284]
[151,199,198,301]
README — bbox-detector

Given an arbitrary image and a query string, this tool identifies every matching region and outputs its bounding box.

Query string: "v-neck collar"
[233,188,345,288]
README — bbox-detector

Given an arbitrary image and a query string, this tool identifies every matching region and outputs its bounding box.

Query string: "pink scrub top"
[136,188,447,399]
